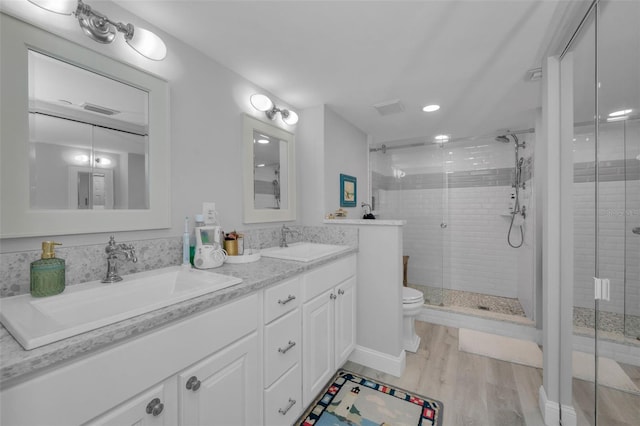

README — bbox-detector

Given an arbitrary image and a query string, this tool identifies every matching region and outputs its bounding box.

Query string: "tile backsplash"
[0,225,358,297]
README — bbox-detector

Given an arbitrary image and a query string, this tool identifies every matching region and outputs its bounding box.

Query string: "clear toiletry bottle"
[30,241,65,297]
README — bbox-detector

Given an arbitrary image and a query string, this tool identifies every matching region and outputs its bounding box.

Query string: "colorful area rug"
[297,369,444,426]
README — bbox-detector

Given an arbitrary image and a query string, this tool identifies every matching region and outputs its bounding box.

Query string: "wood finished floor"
[343,321,640,426]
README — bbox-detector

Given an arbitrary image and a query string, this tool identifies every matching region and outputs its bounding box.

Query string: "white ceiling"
[114,0,576,145]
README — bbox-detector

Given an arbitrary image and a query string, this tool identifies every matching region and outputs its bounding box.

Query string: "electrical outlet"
[202,202,217,224]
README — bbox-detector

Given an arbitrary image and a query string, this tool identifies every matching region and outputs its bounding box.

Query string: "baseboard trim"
[539,386,577,426]
[348,345,406,377]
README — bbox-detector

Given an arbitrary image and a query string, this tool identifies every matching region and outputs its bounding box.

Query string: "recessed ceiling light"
[256,163,265,168]
[257,139,269,144]
[434,134,450,143]
[609,109,632,117]
[422,104,440,112]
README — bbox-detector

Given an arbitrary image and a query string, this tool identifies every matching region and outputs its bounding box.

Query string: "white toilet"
[402,287,424,352]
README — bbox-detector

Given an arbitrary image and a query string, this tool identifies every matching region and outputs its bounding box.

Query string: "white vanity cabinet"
[262,276,303,425]
[301,255,356,407]
[0,294,260,426]
[178,332,260,426]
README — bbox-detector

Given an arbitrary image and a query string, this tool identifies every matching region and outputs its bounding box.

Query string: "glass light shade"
[126,27,167,61]
[250,94,274,112]
[282,109,299,125]
[27,0,77,15]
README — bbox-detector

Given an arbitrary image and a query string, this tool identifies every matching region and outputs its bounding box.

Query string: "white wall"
[297,105,369,225]
[296,106,325,226]
[0,2,298,252]
[324,107,369,218]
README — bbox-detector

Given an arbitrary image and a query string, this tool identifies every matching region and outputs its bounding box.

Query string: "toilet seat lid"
[403,287,424,303]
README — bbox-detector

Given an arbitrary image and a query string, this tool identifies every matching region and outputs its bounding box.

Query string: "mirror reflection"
[253,130,289,210]
[28,50,149,210]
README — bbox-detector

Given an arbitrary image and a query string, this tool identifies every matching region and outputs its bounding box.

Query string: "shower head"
[495,134,521,146]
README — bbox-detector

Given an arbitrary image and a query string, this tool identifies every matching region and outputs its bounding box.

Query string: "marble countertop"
[0,248,357,386]
[323,219,406,226]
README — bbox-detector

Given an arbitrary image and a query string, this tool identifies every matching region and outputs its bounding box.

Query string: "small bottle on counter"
[30,241,65,297]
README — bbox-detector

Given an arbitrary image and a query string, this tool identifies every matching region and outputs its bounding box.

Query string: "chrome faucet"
[102,236,137,283]
[280,225,299,248]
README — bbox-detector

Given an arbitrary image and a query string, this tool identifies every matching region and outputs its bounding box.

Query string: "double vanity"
[0,243,356,426]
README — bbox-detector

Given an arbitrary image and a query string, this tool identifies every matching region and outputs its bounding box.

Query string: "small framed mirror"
[242,114,296,223]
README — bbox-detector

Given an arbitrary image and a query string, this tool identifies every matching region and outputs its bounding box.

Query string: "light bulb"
[126,27,167,61]
[250,94,274,112]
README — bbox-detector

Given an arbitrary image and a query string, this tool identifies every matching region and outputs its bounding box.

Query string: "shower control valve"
[440,223,447,229]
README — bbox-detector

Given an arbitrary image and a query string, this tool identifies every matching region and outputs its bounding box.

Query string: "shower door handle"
[633,227,640,235]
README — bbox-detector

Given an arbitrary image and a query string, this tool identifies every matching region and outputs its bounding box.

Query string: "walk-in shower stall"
[370,130,537,322]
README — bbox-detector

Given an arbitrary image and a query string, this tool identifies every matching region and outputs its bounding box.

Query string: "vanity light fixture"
[250,94,299,125]
[27,0,167,61]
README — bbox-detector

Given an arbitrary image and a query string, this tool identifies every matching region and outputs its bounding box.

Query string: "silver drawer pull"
[278,398,296,415]
[278,295,296,305]
[278,340,296,354]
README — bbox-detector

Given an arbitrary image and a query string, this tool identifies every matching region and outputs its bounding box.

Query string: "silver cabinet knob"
[186,375,201,391]
[146,398,164,417]
[338,289,345,295]
[330,293,337,300]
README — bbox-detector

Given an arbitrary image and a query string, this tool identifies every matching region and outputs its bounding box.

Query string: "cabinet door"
[334,276,356,367]
[179,332,260,426]
[85,378,176,426]
[302,288,334,407]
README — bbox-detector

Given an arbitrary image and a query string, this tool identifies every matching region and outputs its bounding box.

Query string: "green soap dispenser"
[30,241,65,297]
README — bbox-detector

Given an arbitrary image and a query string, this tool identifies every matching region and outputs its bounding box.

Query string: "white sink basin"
[0,266,242,350]
[261,242,350,262]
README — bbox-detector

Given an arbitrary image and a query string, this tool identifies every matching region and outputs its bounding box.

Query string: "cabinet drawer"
[303,255,356,302]
[264,364,302,426]
[264,309,301,387]
[264,276,301,323]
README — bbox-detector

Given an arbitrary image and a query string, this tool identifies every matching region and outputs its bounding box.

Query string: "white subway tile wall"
[371,135,536,319]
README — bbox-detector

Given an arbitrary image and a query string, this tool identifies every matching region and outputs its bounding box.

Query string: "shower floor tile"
[409,284,527,317]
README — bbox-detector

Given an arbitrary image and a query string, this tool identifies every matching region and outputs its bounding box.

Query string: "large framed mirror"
[242,114,296,223]
[0,13,170,237]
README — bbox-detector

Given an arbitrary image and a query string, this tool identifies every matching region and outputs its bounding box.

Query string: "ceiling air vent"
[373,99,405,116]
[82,102,120,115]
